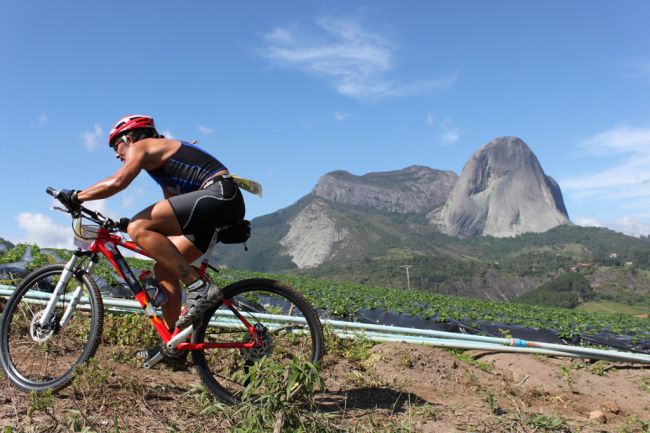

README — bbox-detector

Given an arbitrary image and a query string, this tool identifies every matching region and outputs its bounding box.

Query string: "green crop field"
[578,301,650,316]
[210,269,650,342]
[3,244,650,344]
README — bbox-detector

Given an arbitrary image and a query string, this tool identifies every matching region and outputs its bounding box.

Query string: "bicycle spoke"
[1,265,103,392]
[192,280,323,403]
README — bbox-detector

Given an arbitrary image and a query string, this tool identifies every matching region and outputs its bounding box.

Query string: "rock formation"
[279,199,351,268]
[312,165,457,214]
[431,137,571,237]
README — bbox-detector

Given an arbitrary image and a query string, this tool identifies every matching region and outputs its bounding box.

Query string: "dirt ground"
[1,341,649,432]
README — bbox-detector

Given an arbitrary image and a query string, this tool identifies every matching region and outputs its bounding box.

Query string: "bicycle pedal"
[143,351,164,369]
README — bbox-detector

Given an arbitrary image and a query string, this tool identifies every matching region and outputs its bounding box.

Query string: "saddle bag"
[216,220,251,244]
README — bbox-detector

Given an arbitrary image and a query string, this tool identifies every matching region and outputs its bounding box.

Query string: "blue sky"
[2,1,650,248]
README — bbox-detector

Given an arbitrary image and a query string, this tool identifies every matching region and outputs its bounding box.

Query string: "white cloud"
[575,217,604,228]
[84,199,120,220]
[623,60,650,84]
[14,208,148,259]
[198,125,214,136]
[611,217,650,237]
[161,129,175,139]
[81,123,103,151]
[260,18,456,99]
[563,125,650,237]
[33,114,48,127]
[441,129,460,145]
[562,124,650,201]
[334,111,350,121]
[426,113,461,145]
[121,188,145,209]
[15,212,73,249]
[577,216,650,237]
[581,124,650,156]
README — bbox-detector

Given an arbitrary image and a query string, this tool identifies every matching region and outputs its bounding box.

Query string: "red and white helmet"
[108,114,156,147]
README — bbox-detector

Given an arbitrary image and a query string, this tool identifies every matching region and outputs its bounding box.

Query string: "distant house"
[570,263,592,273]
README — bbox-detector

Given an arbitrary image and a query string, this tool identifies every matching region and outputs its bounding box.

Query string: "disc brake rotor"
[240,323,275,362]
[30,310,58,343]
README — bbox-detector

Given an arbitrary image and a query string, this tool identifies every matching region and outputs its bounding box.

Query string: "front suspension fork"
[37,251,97,329]
[59,256,98,328]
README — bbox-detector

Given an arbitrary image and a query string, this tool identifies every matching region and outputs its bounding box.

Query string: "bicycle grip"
[46,187,58,197]
[117,217,130,232]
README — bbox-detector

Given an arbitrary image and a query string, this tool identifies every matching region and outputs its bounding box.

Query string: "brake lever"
[103,219,117,230]
[52,206,70,214]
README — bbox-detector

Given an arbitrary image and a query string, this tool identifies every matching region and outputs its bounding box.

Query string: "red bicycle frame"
[84,227,258,351]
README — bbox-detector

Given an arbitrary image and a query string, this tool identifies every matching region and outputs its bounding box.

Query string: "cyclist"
[57,114,246,347]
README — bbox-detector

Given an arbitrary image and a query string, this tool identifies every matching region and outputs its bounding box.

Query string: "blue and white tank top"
[146,141,227,195]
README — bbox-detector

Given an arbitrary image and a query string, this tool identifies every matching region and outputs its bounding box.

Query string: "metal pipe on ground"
[1,286,649,364]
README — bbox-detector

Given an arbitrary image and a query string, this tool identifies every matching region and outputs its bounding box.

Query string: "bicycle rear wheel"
[192,278,324,404]
[0,264,104,392]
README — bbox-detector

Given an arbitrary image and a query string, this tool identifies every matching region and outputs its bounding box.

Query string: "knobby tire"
[0,264,104,392]
[191,278,324,404]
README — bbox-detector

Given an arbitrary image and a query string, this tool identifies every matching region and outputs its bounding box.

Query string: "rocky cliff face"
[278,166,457,269]
[431,137,571,238]
[312,165,458,214]
[279,199,351,268]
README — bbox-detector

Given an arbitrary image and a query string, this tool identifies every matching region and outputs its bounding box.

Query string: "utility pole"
[400,265,411,290]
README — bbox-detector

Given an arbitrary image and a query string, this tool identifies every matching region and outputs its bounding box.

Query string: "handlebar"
[46,186,129,232]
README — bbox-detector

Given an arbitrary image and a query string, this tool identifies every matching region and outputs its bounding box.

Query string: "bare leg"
[128,198,221,330]
[154,236,203,329]
[127,200,201,286]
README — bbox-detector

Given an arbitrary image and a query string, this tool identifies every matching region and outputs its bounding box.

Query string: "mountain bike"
[0,188,324,404]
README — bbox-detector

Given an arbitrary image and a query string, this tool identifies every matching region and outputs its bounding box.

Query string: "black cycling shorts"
[167,178,245,253]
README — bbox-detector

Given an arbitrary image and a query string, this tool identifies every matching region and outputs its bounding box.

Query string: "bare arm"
[76,144,146,202]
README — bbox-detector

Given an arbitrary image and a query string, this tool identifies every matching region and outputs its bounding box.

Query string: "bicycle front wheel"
[0,264,104,392]
[192,278,324,404]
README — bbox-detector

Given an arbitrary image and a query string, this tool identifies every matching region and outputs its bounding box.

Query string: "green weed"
[617,415,650,433]
[102,313,159,348]
[445,348,492,373]
[233,358,330,432]
[559,364,575,389]
[326,331,375,364]
[526,413,570,432]
[485,391,505,415]
[63,409,99,432]
[27,389,55,421]
[398,352,414,368]
[190,357,336,432]
[71,358,112,390]
[589,360,608,376]
[640,377,650,395]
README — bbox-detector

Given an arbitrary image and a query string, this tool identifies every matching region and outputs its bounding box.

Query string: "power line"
[0,139,101,182]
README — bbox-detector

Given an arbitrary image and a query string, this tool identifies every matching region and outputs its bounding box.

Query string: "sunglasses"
[110,135,129,151]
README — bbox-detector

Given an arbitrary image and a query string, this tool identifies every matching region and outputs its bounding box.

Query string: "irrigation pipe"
[2,286,649,364]
[333,333,591,358]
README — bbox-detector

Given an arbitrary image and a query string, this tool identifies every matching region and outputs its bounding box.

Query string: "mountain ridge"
[312,165,458,214]
[210,137,650,302]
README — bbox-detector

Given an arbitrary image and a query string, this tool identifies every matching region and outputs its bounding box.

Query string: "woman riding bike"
[58,114,245,364]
